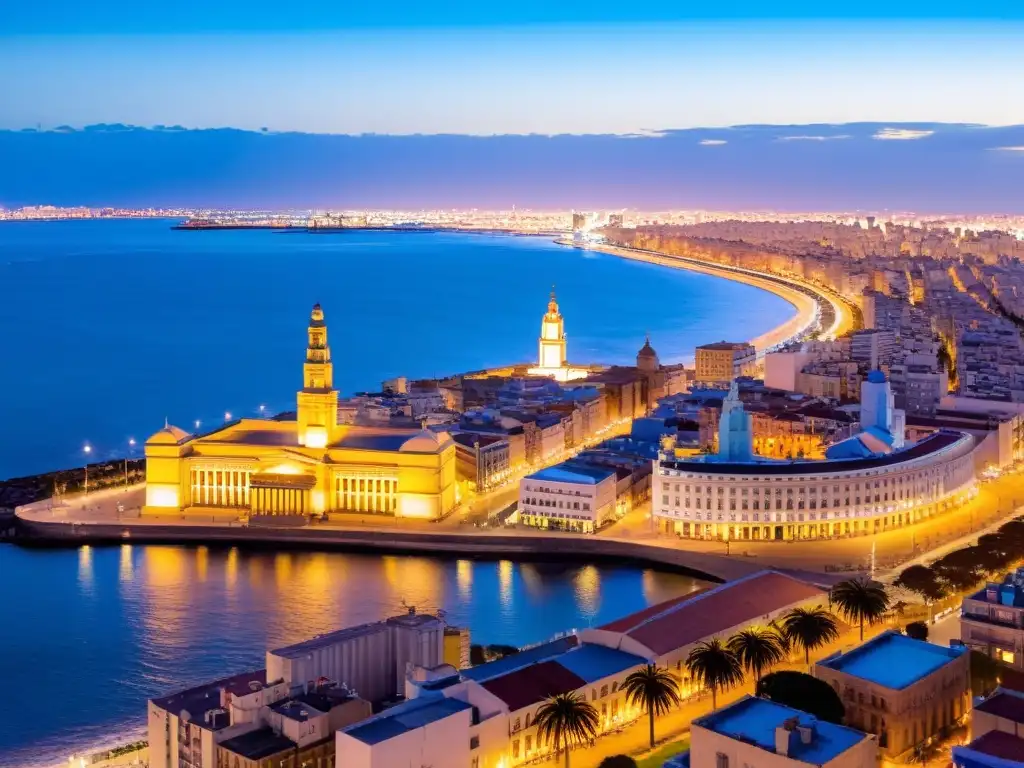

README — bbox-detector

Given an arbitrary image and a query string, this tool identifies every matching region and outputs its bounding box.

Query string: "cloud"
[873,128,935,141]
[699,139,727,146]
[778,135,851,142]
[991,146,1024,152]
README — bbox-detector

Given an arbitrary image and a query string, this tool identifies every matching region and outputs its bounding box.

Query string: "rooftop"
[975,691,1024,724]
[956,730,1024,765]
[662,429,967,476]
[219,727,295,760]
[461,636,578,683]
[480,659,587,712]
[341,697,472,746]
[698,341,753,352]
[527,462,616,485]
[270,611,441,660]
[598,571,824,657]
[696,695,868,766]
[817,631,966,690]
[553,644,648,684]
[150,670,267,728]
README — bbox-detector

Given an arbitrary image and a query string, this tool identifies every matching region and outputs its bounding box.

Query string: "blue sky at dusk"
[2,1,1023,209]
[3,1,1024,135]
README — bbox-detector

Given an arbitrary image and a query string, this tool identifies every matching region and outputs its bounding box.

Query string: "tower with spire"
[716,380,754,462]
[538,286,567,370]
[296,302,338,448]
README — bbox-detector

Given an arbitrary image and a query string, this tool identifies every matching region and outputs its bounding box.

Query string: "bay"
[0,219,794,479]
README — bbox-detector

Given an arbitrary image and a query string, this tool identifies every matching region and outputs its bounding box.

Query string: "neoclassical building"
[144,304,457,519]
[653,375,977,541]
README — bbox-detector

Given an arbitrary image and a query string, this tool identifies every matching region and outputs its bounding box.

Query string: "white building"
[526,288,589,382]
[518,461,617,533]
[654,373,974,542]
[267,608,444,704]
[687,696,876,768]
[337,697,475,768]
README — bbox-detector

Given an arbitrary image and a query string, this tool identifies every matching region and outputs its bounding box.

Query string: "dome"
[400,430,451,453]
[867,369,888,384]
[309,302,326,327]
[638,337,658,359]
[146,423,191,445]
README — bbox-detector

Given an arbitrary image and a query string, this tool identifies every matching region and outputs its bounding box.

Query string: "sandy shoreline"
[583,243,828,353]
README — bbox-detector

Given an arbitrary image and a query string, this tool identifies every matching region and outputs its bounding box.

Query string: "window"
[601,684,609,697]
[513,717,521,732]
[1001,649,1016,664]
[716,753,730,768]
[472,759,479,768]
[512,739,521,759]
[470,735,480,749]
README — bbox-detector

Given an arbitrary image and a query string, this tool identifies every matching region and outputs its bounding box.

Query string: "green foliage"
[686,639,744,708]
[894,565,948,602]
[831,577,890,641]
[534,692,600,768]
[780,606,840,665]
[904,621,929,641]
[756,671,846,724]
[727,628,786,682]
[622,664,682,748]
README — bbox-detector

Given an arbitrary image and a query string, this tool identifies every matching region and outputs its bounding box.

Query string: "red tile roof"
[602,570,825,656]
[969,730,1024,762]
[480,660,587,712]
[976,692,1024,724]
[599,589,712,633]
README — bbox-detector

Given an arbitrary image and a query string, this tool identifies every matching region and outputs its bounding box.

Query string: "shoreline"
[576,241,852,352]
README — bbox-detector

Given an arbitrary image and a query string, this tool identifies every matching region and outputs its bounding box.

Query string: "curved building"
[653,375,976,541]
[143,304,457,520]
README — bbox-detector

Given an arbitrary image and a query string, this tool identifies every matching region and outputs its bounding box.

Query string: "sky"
[2,2,1024,135]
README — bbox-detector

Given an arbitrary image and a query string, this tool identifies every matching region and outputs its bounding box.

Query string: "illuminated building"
[815,631,969,757]
[143,304,456,520]
[960,567,1024,670]
[653,375,976,541]
[526,288,589,382]
[695,341,758,384]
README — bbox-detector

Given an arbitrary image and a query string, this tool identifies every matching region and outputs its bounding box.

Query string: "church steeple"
[297,303,338,448]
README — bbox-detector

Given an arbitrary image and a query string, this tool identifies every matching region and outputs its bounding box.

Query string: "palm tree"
[831,577,890,642]
[728,628,786,683]
[686,639,744,709]
[780,606,840,667]
[534,692,600,768]
[622,664,682,748]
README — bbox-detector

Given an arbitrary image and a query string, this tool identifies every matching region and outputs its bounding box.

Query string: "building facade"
[696,341,757,384]
[518,462,617,533]
[961,569,1024,670]
[688,696,877,768]
[451,432,511,492]
[144,305,457,521]
[815,631,970,757]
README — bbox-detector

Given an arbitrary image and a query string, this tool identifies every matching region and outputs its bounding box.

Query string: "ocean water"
[0,544,707,767]
[0,219,793,480]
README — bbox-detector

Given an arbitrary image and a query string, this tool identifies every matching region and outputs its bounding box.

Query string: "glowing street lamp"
[125,438,137,487]
[83,443,92,495]
[224,411,232,422]
[259,404,266,417]
[194,419,202,431]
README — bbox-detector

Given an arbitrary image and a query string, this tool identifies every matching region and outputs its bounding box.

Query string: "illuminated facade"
[143,304,457,520]
[527,288,588,382]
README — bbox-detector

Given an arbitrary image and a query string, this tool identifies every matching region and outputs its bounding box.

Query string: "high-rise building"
[695,341,757,384]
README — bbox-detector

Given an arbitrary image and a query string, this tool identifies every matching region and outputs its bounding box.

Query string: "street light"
[259,404,266,417]
[224,411,232,422]
[83,443,92,495]
[125,438,136,487]
[194,419,202,431]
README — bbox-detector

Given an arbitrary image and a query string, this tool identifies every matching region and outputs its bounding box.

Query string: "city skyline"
[3,122,1023,211]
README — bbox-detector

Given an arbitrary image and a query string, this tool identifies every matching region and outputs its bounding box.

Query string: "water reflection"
[1,543,706,768]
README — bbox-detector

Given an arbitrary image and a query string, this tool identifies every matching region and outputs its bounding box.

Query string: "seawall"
[13,515,772,583]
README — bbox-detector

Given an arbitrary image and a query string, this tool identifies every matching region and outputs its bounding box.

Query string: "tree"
[622,664,681,748]
[905,621,929,641]
[534,692,600,768]
[831,577,890,641]
[728,628,786,683]
[780,606,840,666]
[894,565,948,604]
[686,639,744,709]
[756,671,845,724]
[932,548,987,591]
[597,758,638,768]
